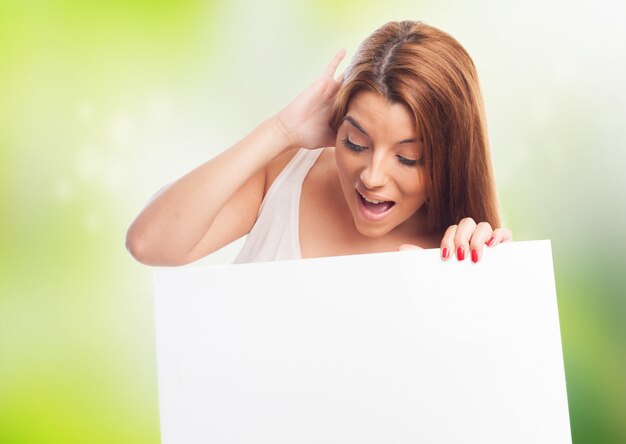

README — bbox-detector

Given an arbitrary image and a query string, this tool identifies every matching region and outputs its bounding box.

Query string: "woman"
[126,20,512,266]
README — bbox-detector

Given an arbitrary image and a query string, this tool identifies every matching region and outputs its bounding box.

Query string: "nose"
[359,151,388,189]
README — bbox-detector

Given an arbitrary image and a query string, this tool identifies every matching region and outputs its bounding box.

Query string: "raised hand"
[275,48,346,150]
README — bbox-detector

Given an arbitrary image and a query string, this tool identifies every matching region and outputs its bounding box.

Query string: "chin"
[353,220,392,238]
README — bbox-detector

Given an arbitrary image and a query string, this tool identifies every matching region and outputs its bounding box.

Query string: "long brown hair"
[329,21,501,233]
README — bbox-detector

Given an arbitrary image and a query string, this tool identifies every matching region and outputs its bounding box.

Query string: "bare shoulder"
[264,146,335,195]
[302,146,336,182]
[264,148,299,195]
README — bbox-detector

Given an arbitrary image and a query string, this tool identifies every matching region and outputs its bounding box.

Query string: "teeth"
[359,191,385,204]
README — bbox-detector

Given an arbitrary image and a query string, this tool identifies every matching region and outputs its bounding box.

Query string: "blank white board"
[153,240,571,443]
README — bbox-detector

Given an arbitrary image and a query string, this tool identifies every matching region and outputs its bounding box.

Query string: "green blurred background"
[1,0,624,442]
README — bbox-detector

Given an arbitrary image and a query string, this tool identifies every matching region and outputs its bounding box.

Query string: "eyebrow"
[343,115,420,144]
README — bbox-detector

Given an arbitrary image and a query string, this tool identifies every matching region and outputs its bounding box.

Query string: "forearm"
[126,115,294,263]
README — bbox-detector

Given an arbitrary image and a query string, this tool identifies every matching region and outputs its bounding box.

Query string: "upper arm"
[181,148,300,264]
[180,167,266,264]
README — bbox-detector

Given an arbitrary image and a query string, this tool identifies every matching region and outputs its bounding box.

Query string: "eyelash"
[341,137,419,167]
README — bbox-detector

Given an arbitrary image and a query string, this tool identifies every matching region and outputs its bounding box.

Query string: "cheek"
[334,149,358,182]
[334,150,351,198]
[398,170,428,200]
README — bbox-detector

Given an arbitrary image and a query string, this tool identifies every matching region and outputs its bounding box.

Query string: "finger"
[325,48,346,78]
[454,217,477,261]
[469,222,493,263]
[501,229,513,243]
[398,244,422,251]
[335,69,346,83]
[327,70,345,96]
[440,224,457,261]
[487,228,513,247]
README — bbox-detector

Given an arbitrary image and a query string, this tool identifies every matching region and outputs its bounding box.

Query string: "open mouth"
[356,190,395,220]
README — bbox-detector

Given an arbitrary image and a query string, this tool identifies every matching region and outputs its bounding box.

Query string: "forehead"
[345,90,419,137]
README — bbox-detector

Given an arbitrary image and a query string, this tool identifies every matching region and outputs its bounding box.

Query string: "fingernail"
[442,247,449,259]
[456,247,465,261]
[471,249,478,263]
[486,236,495,247]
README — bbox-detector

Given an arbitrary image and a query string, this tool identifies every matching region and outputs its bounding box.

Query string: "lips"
[356,189,395,220]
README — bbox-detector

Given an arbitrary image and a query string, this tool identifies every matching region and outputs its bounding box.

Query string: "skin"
[334,91,429,240]
[126,48,511,267]
[294,52,512,260]
[297,143,439,258]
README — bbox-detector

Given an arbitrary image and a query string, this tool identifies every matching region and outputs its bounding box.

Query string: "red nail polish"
[456,246,465,260]
[471,249,478,263]
[486,236,495,247]
[442,247,449,259]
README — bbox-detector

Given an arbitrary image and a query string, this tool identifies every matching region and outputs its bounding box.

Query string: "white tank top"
[233,148,324,264]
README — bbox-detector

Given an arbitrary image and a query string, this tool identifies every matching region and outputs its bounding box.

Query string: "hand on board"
[397,218,513,263]
[440,218,513,263]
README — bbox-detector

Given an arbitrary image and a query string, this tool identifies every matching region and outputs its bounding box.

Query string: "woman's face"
[334,90,429,238]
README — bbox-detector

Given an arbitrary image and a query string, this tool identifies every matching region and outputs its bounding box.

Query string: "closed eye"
[341,137,366,152]
[397,156,417,167]
[343,137,422,167]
